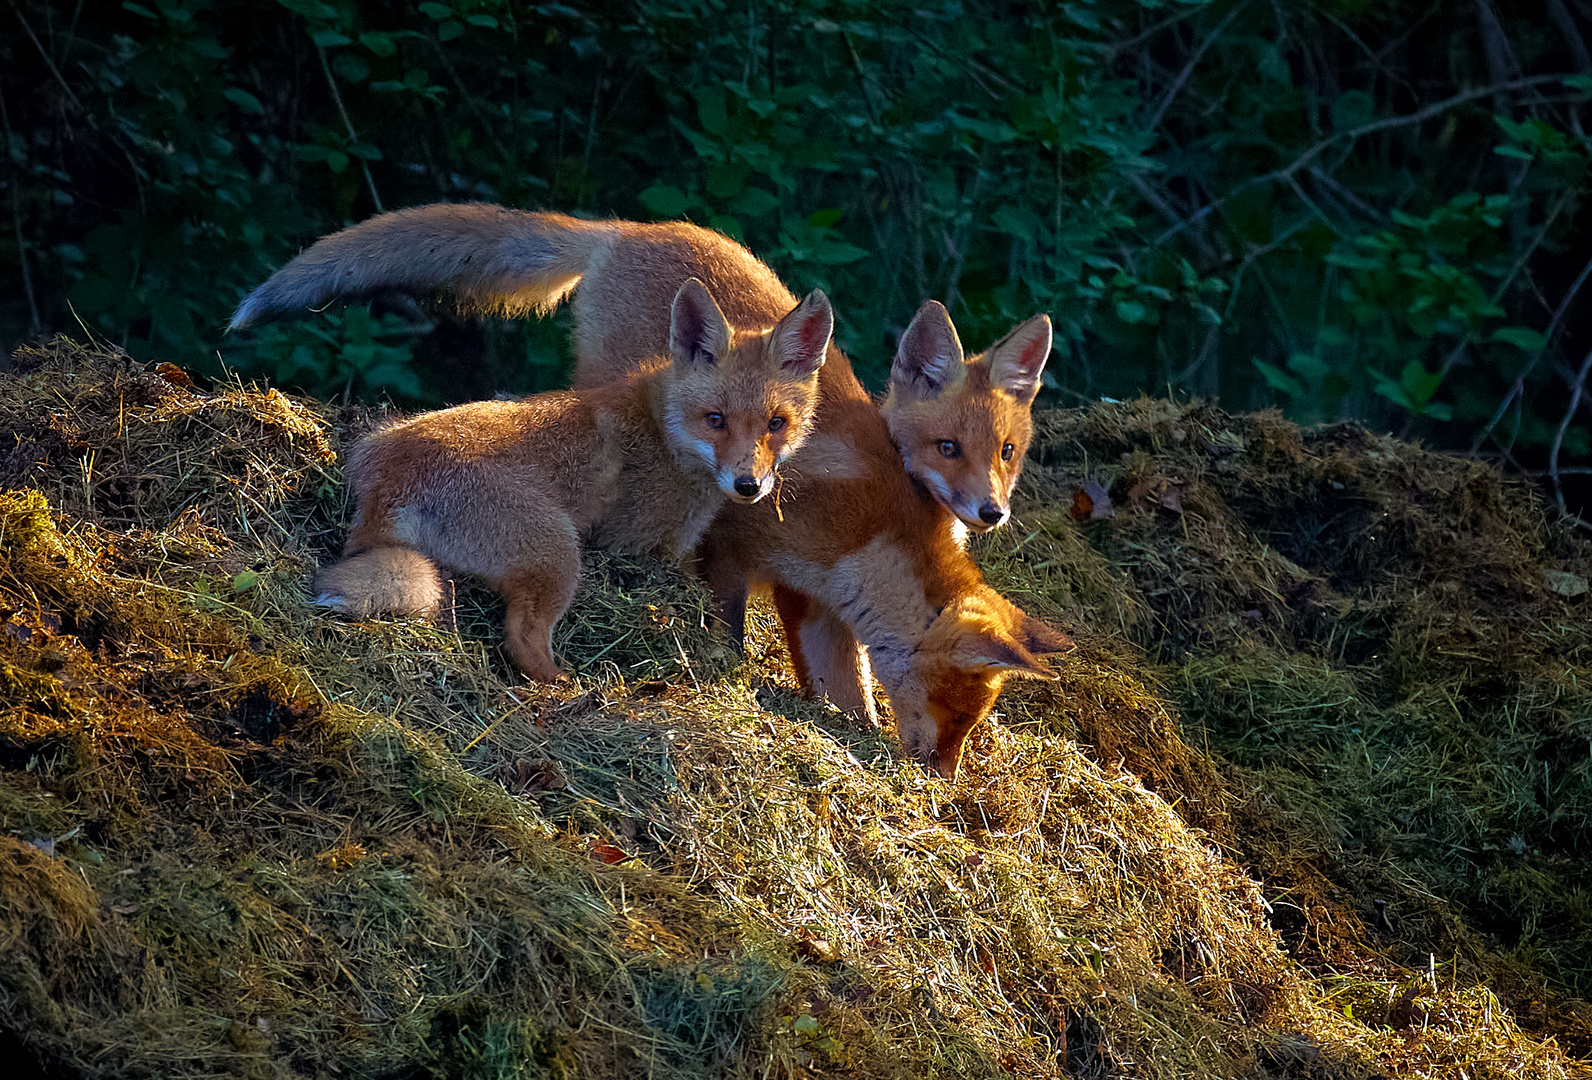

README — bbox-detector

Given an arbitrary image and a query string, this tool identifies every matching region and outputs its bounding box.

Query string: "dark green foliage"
[2,1,1590,497]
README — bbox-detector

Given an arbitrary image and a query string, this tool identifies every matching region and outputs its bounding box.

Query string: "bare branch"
[315,43,384,214]
[1144,1,1252,134]
[9,0,84,113]
[1471,247,1592,452]
[1548,347,1592,530]
[1156,74,1572,247]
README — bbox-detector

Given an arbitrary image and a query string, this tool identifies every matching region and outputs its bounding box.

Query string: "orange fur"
[884,301,1053,533]
[236,259,831,679]
[231,202,1070,777]
[546,218,1073,778]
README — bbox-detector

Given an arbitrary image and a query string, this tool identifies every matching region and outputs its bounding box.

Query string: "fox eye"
[705,412,727,430]
[1001,442,1015,462]
[937,440,962,459]
[768,415,787,433]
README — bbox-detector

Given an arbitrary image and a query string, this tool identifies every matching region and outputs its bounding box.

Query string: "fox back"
[229,202,1067,776]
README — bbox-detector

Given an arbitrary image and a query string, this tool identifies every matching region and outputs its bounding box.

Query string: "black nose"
[734,475,760,498]
[978,502,1006,525]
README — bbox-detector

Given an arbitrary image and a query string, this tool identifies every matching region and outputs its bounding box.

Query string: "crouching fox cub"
[269,278,832,679]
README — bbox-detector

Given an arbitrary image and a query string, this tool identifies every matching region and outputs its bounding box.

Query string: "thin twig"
[315,43,384,213]
[1105,7,1208,58]
[1548,348,1592,529]
[9,0,84,113]
[1144,0,1251,134]
[1156,74,1572,246]
[0,85,41,336]
[1471,248,1592,452]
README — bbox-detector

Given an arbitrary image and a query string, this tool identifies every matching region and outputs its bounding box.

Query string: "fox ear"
[892,300,966,398]
[952,627,1053,678]
[1018,613,1074,657]
[982,314,1052,405]
[670,277,732,367]
[769,289,833,380]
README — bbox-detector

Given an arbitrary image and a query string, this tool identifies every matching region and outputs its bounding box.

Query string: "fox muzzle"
[721,469,775,503]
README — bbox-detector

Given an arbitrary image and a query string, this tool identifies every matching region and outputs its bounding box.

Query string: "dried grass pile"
[975,397,1592,1048]
[1,340,1587,1078]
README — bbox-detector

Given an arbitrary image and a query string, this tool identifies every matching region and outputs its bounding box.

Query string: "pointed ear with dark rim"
[891,300,966,398]
[1018,613,1074,657]
[952,627,1053,678]
[670,277,732,367]
[768,289,833,380]
[982,314,1052,405]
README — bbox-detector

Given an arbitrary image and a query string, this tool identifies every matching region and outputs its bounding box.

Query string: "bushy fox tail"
[312,547,444,618]
[229,204,618,329]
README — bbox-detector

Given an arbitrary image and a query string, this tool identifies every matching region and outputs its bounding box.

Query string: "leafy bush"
[2,0,1589,507]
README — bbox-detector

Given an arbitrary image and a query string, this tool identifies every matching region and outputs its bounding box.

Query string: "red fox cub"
[232,270,833,680]
[885,301,1052,533]
[227,203,1070,778]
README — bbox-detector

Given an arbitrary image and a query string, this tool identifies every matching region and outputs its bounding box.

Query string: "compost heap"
[2,339,1589,1080]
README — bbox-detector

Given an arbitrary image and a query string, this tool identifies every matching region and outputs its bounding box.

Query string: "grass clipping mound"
[0,339,1585,1079]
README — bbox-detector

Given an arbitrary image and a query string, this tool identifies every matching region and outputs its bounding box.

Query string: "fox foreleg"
[772,584,878,726]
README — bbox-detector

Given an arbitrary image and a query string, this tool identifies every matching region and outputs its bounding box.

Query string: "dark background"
[4,0,1590,518]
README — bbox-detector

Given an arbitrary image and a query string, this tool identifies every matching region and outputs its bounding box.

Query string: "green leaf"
[418,2,454,20]
[1115,299,1147,325]
[990,205,1037,241]
[792,1015,821,1037]
[1371,370,1412,410]
[359,31,397,57]
[808,208,843,229]
[311,30,351,48]
[695,86,729,136]
[1254,359,1304,398]
[276,0,338,17]
[815,240,869,265]
[122,2,157,18]
[439,21,465,42]
[1286,352,1331,384]
[730,187,780,217]
[1490,326,1547,352]
[1566,74,1592,97]
[639,185,691,217]
[325,150,349,174]
[332,53,369,83]
[466,14,499,28]
[362,363,422,398]
[232,570,259,593]
[706,161,748,199]
[1332,90,1376,133]
[223,88,265,115]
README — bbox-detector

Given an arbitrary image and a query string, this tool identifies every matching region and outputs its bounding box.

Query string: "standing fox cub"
[230,202,1068,778]
[233,272,833,679]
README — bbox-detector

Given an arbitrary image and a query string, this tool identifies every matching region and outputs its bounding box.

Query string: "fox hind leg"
[772,584,877,726]
[496,520,582,682]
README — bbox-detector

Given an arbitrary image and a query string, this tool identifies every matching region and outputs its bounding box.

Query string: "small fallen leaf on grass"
[155,362,192,387]
[1069,480,1115,521]
[1545,569,1588,598]
[589,840,628,864]
[795,937,839,963]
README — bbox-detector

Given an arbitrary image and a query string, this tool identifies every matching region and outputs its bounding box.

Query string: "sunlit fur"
[555,221,1074,779]
[235,251,829,679]
[884,302,1053,534]
[230,202,1070,778]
